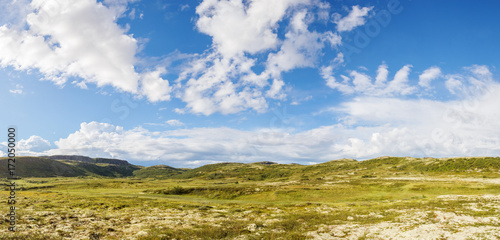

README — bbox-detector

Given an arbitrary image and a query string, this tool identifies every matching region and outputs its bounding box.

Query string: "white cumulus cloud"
[195,0,308,58]
[177,0,352,115]
[0,0,171,103]
[17,135,52,154]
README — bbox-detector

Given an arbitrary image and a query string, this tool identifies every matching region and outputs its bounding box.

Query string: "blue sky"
[1,0,500,167]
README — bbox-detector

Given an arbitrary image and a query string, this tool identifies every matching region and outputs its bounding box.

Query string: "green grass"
[1,175,498,239]
[1,156,500,239]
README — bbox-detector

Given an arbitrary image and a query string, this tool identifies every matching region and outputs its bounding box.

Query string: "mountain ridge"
[1,155,500,179]
[0,155,142,178]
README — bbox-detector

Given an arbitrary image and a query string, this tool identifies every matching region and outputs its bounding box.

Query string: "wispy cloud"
[9,84,24,94]
[322,63,415,96]
[166,119,184,127]
[418,66,442,88]
[333,5,374,32]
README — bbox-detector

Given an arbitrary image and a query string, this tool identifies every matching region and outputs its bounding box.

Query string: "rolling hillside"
[134,156,500,181]
[0,156,141,178]
[0,157,82,177]
[132,165,187,179]
[1,156,500,179]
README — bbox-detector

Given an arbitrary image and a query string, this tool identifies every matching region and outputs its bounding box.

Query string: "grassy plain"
[1,157,500,239]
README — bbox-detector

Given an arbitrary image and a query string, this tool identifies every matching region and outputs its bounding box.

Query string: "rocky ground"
[0,192,498,239]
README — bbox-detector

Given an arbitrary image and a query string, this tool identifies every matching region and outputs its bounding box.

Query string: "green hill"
[0,156,142,178]
[132,165,186,179]
[161,157,500,181]
[2,156,500,179]
[0,157,82,177]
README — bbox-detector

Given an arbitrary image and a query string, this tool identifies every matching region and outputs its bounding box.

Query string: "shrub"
[170,186,190,195]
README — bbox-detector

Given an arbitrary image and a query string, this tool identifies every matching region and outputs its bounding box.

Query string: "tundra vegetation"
[1,156,500,239]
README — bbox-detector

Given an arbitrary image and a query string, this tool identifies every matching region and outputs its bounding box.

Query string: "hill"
[0,156,141,178]
[2,156,500,240]
[43,155,131,166]
[0,157,83,177]
[158,156,500,180]
[1,156,500,179]
[132,165,186,179]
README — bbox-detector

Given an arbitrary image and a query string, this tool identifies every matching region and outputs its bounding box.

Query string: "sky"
[1,0,500,168]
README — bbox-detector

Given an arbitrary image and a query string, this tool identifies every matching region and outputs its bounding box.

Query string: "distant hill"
[0,157,82,177]
[0,155,142,178]
[165,157,500,181]
[133,165,186,179]
[1,156,500,179]
[43,155,131,166]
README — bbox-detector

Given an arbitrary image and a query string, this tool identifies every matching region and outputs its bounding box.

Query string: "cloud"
[9,84,24,94]
[1,0,376,116]
[442,66,492,98]
[178,52,269,115]
[140,68,171,102]
[467,64,493,79]
[445,75,464,95]
[336,97,447,126]
[330,88,500,158]
[265,10,339,77]
[0,0,32,29]
[178,0,313,115]
[322,63,415,96]
[418,66,441,88]
[32,121,357,166]
[322,65,500,158]
[72,80,88,89]
[18,135,52,153]
[9,89,23,94]
[349,70,373,93]
[177,0,349,115]
[180,4,190,11]
[290,95,312,105]
[333,5,373,32]
[322,66,354,94]
[324,64,494,99]
[384,64,414,95]
[0,0,140,91]
[24,90,500,167]
[195,0,308,58]
[375,63,389,86]
[165,119,184,127]
[0,0,171,103]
